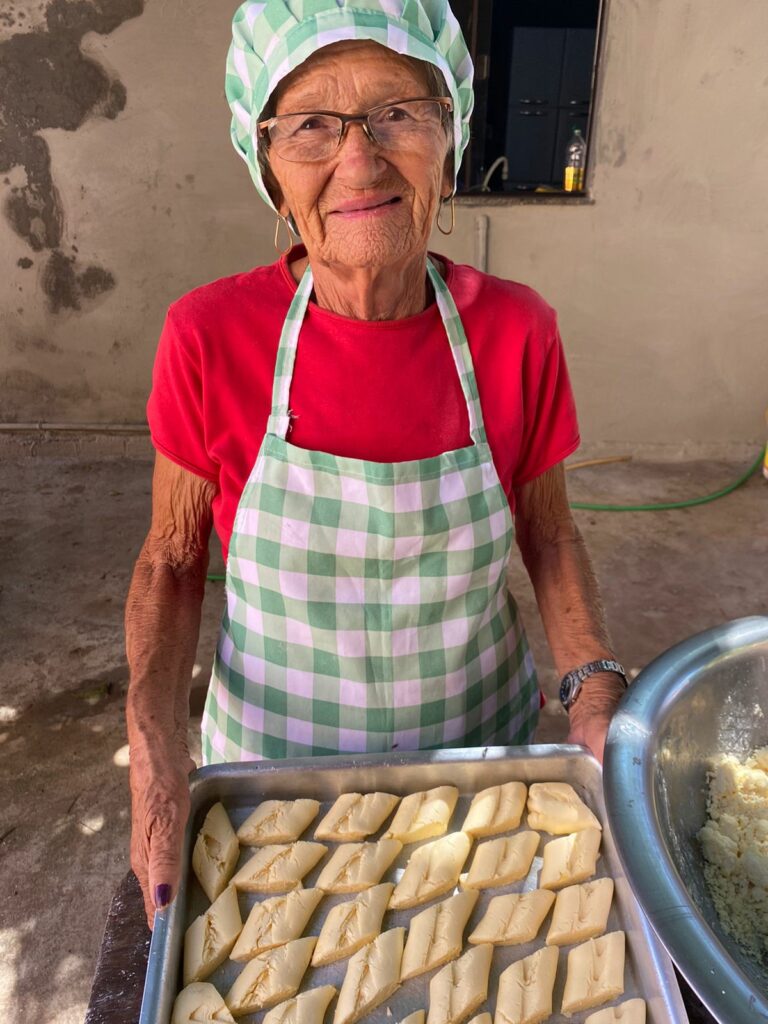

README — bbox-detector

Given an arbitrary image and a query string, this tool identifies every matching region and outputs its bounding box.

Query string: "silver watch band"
[559,659,628,711]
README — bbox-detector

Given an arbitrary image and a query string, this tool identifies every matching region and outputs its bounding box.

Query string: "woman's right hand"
[129,737,196,929]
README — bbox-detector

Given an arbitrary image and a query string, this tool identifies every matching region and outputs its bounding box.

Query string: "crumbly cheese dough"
[494,946,559,1024]
[426,942,493,1024]
[461,783,527,838]
[333,927,405,1024]
[526,783,601,835]
[539,828,602,890]
[468,889,554,946]
[698,747,768,961]
[466,1014,491,1024]
[561,931,625,1016]
[400,890,479,980]
[184,885,243,986]
[171,982,236,1023]
[315,839,402,894]
[315,793,400,842]
[231,842,327,893]
[192,803,242,904]
[237,800,321,846]
[312,883,394,966]
[546,877,614,946]
[585,1000,646,1024]
[231,887,323,962]
[224,936,316,1017]
[461,832,539,890]
[384,786,459,844]
[262,985,337,1024]
[390,832,472,909]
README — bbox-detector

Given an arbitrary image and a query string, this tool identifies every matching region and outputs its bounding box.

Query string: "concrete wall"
[1,0,766,442]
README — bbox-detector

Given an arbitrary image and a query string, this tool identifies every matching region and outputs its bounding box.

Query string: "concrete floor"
[0,445,765,1022]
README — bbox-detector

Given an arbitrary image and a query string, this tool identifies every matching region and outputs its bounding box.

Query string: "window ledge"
[455,191,594,207]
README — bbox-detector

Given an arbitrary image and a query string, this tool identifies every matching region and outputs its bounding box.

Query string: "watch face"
[559,678,574,707]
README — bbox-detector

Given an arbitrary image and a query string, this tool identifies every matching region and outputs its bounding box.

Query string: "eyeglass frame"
[256,97,454,161]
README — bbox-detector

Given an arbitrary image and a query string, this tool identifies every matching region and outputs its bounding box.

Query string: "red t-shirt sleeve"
[512,312,580,488]
[146,305,219,483]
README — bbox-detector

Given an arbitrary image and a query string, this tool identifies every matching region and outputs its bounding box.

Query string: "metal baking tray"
[140,745,689,1024]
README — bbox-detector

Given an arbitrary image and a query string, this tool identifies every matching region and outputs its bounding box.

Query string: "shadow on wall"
[0,0,145,314]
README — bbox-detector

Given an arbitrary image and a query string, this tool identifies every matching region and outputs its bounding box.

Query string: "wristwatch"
[559,659,628,711]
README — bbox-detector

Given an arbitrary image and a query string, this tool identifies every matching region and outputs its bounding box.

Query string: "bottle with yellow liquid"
[564,128,586,192]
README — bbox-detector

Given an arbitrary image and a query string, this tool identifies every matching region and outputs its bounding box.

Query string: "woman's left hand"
[566,671,626,764]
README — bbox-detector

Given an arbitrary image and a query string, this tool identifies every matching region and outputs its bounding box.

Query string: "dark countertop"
[85,871,718,1024]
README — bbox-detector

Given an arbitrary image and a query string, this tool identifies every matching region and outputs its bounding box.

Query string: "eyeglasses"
[257,97,453,164]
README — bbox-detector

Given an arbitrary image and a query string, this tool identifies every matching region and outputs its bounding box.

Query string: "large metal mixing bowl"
[604,616,768,1024]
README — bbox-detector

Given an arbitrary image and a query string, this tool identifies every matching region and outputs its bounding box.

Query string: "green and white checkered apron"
[201,259,540,763]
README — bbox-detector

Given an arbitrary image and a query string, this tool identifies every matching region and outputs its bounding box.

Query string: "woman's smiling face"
[265,40,453,269]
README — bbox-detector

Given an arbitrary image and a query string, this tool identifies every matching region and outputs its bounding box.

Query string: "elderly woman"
[126,0,627,925]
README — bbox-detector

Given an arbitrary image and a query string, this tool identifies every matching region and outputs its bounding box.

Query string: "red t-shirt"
[148,247,580,562]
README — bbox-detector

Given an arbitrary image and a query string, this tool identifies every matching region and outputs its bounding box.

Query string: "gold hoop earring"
[274,214,294,256]
[436,193,456,236]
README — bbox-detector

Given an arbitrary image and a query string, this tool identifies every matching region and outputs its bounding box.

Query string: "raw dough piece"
[316,839,402,894]
[546,877,614,946]
[400,1013,426,1024]
[468,889,554,946]
[172,982,236,1023]
[390,832,472,910]
[333,927,405,1024]
[384,786,459,844]
[315,793,400,841]
[494,945,559,1024]
[426,942,493,1024]
[231,887,323,962]
[539,828,601,890]
[192,803,241,904]
[262,986,337,1024]
[312,883,394,966]
[585,1001,646,1024]
[401,890,479,980]
[184,886,243,985]
[225,936,316,1017]
[462,783,527,838]
[467,1015,491,1024]
[561,931,625,1016]
[526,783,601,835]
[237,800,320,846]
[461,832,539,890]
[231,842,327,893]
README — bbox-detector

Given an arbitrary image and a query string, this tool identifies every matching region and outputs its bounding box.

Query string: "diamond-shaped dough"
[526,783,601,835]
[262,986,337,1024]
[184,885,242,985]
[468,889,554,946]
[192,803,241,904]
[494,945,559,1024]
[539,828,601,890]
[384,786,459,844]
[585,1000,646,1024]
[546,877,614,946]
[312,882,394,966]
[561,931,626,1016]
[231,842,327,893]
[462,783,527,838]
[401,890,479,980]
[225,936,316,1017]
[333,927,405,1024]
[426,942,493,1024]
[461,832,539,890]
[316,839,402,894]
[390,832,472,910]
[172,982,236,1023]
[231,887,323,962]
[315,793,400,842]
[237,800,320,846]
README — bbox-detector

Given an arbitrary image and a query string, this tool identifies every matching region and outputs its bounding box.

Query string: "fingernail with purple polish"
[155,884,172,908]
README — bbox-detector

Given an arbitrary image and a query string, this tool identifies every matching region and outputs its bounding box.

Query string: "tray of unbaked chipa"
[140,746,688,1024]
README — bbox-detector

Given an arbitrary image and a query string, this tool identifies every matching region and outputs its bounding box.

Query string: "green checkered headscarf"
[225,0,474,212]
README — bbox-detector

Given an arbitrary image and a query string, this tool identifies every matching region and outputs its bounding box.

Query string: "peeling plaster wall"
[0,0,766,441]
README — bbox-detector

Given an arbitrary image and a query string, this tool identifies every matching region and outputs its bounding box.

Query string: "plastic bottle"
[564,128,587,192]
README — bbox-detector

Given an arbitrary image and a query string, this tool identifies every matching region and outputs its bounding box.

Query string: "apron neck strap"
[268,258,489,446]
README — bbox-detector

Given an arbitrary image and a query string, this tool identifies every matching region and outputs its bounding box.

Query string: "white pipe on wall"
[474,215,489,273]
